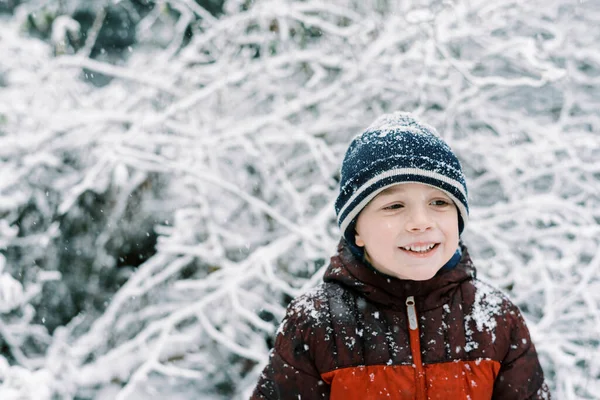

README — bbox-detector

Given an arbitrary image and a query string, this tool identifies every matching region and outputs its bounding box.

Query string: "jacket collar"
[323,239,476,311]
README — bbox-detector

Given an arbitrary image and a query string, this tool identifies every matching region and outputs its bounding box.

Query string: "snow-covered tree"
[0,0,598,398]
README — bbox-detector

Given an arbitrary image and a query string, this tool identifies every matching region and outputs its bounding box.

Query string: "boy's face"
[354,183,459,281]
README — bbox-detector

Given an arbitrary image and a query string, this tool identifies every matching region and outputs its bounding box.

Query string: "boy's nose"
[405,208,433,232]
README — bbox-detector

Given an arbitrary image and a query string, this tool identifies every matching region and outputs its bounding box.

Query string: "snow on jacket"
[251,240,551,400]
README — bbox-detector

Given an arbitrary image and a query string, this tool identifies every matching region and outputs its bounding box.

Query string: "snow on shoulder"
[289,286,328,324]
[464,280,509,352]
[276,285,329,337]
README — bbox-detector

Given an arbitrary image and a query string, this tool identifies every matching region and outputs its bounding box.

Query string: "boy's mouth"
[399,243,439,254]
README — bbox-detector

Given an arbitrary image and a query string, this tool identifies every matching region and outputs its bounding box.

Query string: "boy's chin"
[398,272,438,281]
[365,252,442,281]
[405,273,438,281]
[384,266,442,281]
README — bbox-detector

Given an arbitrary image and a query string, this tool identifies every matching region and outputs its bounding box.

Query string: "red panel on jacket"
[321,360,500,400]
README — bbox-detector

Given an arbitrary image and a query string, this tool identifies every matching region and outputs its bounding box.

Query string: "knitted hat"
[335,112,469,247]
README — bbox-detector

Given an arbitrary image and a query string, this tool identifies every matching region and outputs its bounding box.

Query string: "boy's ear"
[355,230,365,247]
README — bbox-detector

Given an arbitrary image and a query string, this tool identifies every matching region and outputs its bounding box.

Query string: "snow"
[364,112,440,139]
[0,0,598,399]
[465,280,504,345]
[288,286,328,326]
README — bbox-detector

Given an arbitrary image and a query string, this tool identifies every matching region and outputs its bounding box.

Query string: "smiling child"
[251,112,550,399]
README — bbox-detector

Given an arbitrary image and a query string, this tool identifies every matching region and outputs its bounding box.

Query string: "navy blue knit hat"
[335,112,469,247]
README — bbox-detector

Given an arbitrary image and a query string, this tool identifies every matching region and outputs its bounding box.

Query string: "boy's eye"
[383,203,404,210]
[431,199,450,206]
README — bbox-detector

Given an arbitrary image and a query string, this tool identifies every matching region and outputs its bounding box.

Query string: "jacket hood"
[323,239,476,312]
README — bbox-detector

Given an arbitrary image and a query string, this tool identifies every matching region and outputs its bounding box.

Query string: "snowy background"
[0,0,599,398]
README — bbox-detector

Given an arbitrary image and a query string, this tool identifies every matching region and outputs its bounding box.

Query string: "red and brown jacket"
[252,240,551,399]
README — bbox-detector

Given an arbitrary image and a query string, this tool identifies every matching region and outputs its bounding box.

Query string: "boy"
[251,112,550,399]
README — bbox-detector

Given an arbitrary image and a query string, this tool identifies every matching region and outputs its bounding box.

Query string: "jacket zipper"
[406,296,426,400]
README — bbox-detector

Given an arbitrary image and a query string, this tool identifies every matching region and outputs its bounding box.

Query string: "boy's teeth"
[402,244,435,252]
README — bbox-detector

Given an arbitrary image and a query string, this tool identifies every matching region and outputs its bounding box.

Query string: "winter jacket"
[251,240,551,400]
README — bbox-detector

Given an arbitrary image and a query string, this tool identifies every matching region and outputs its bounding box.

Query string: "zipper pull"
[406,296,418,330]
[405,296,426,399]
